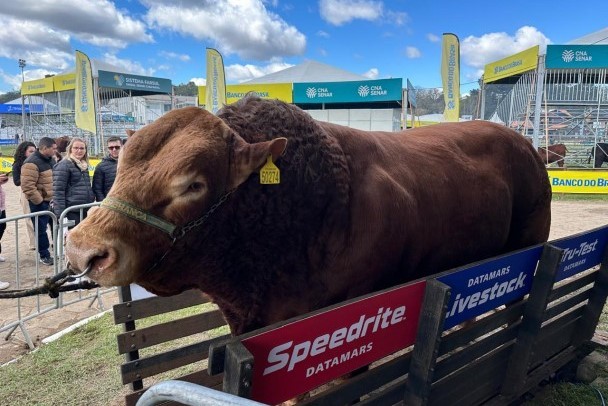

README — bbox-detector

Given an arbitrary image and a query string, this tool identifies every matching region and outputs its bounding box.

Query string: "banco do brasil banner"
[484,46,539,83]
[75,50,97,134]
[441,33,460,122]
[548,170,608,194]
[98,70,172,93]
[198,83,293,106]
[546,45,608,69]
[21,77,54,95]
[293,78,402,104]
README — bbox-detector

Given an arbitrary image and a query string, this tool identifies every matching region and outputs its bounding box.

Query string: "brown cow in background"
[65,96,551,335]
[538,143,567,167]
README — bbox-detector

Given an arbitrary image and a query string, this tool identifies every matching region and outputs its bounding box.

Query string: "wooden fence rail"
[115,227,608,405]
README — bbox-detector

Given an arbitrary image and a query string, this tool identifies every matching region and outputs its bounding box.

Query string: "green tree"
[0,90,21,104]
[173,82,199,96]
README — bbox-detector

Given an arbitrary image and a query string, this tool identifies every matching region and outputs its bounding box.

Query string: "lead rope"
[0,266,99,299]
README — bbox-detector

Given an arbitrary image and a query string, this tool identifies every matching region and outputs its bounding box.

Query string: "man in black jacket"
[92,136,121,201]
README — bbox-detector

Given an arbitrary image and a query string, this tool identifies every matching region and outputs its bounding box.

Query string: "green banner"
[293,78,402,104]
[98,70,172,93]
[546,45,608,69]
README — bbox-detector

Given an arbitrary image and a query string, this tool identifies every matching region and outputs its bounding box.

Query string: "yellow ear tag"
[260,155,280,185]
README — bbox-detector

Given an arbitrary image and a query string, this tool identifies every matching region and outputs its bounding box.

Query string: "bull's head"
[65,107,286,295]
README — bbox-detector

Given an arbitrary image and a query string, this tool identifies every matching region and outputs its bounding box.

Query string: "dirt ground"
[1,179,608,365]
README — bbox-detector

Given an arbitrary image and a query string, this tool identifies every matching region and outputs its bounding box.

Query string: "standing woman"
[52,138,94,228]
[13,141,37,250]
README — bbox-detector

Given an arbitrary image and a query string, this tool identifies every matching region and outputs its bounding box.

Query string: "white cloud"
[387,11,409,26]
[1,1,153,49]
[225,61,294,83]
[102,53,156,76]
[317,30,330,38]
[0,17,73,71]
[159,51,191,62]
[190,77,206,86]
[144,0,306,60]
[405,46,421,59]
[362,68,379,79]
[319,0,383,26]
[427,33,440,43]
[461,26,551,68]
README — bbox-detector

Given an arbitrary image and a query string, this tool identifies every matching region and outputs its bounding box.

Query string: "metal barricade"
[0,203,115,350]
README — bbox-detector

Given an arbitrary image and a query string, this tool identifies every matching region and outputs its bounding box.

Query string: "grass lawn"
[0,304,228,406]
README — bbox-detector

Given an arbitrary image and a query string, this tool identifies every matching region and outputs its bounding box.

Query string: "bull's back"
[321,120,551,287]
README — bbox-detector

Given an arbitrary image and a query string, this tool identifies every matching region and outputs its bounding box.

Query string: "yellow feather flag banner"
[441,33,460,122]
[205,48,227,114]
[75,50,97,134]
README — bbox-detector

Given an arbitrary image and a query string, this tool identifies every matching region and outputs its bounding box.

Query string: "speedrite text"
[263,306,406,377]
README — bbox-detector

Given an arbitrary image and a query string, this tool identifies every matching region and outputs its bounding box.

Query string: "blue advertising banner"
[550,225,608,281]
[546,45,608,69]
[438,246,543,329]
[293,78,402,104]
[98,70,172,93]
[0,104,44,114]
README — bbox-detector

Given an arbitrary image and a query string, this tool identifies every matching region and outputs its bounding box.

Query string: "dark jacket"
[52,158,95,217]
[92,155,117,201]
[12,160,23,186]
[21,151,54,204]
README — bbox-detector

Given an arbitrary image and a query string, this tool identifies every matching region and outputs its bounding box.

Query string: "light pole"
[18,59,26,141]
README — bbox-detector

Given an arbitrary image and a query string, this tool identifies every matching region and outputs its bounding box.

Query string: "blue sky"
[0,0,606,95]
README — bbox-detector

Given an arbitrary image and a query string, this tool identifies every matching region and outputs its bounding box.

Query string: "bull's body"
[66,97,551,335]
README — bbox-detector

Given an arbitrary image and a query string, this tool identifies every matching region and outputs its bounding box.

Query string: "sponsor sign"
[21,77,54,95]
[0,157,14,171]
[484,46,539,83]
[0,104,44,114]
[198,83,293,106]
[551,225,608,281]
[98,70,172,94]
[205,48,227,114]
[53,73,76,92]
[546,45,608,69]
[241,280,426,404]
[75,51,97,134]
[441,33,460,122]
[292,78,402,104]
[548,170,608,194]
[438,246,543,329]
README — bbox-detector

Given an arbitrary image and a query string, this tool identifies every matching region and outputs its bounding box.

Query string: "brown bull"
[538,143,567,167]
[65,96,551,335]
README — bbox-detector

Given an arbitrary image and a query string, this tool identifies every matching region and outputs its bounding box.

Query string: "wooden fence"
[115,227,608,405]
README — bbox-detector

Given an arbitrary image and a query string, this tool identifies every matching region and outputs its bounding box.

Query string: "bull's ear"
[125,129,136,137]
[231,135,288,188]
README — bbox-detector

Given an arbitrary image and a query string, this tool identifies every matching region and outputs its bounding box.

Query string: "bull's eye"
[189,182,205,193]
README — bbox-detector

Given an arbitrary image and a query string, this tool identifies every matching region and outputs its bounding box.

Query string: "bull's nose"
[65,237,112,275]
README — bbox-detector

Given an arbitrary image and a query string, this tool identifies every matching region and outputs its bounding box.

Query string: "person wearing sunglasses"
[52,137,95,229]
[93,136,122,202]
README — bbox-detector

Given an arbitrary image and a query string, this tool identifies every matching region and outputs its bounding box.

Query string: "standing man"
[21,137,57,266]
[92,136,121,201]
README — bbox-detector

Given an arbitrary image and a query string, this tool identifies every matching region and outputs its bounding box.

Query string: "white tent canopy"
[243,60,367,84]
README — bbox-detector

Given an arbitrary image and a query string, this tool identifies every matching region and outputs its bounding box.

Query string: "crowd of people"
[0,136,122,290]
